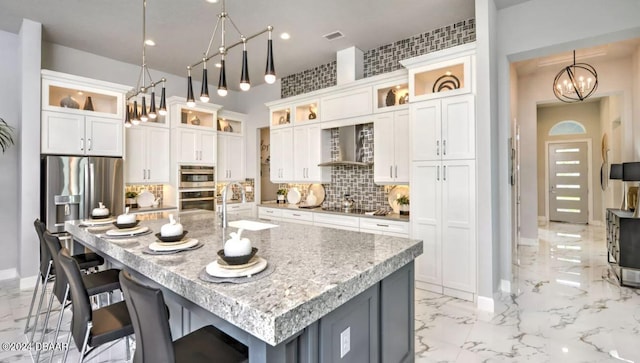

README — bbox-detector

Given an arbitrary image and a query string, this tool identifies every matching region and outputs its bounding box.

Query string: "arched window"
[549,120,587,136]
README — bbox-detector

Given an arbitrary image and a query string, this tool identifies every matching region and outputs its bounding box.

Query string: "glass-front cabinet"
[404,54,472,102]
[373,78,409,113]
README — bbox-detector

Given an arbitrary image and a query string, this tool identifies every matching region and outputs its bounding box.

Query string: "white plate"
[388,186,410,214]
[287,187,301,204]
[137,190,155,208]
[206,257,267,278]
[149,238,199,252]
[81,217,116,225]
[105,226,150,236]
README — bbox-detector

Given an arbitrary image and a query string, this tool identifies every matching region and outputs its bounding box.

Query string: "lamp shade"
[610,164,623,180]
[623,162,640,181]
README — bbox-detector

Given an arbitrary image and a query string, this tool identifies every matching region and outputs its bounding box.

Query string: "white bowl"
[117,214,136,224]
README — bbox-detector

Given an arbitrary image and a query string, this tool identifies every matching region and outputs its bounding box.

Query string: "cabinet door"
[225,135,244,181]
[410,100,440,161]
[177,129,199,163]
[125,127,146,183]
[217,135,229,181]
[146,127,170,183]
[305,124,330,183]
[41,111,85,155]
[280,128,294,181]
[441,94,475,160]
[86,116,123,157]
[293,126,310,181]
[374,112,396,184]
[411,161,442,286]
[270,128,293,182]
[441,160,476,293]
[199,131,217,165]
[393,110,410,183]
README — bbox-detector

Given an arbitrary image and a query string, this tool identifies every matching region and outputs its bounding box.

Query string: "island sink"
[228,220,279,231]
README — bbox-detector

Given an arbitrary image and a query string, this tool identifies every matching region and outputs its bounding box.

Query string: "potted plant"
[276,188,287,204]
[396,195,410,215]
[125,191,138,208]
[0,118,15,153]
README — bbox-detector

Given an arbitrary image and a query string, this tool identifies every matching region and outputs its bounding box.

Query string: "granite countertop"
[258,202,410,222]
[129,205,178,213]
[65,210,421,346]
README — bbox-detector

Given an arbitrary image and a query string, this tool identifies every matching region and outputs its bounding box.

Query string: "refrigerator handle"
[83,160,90,219]
[89,162,95,213]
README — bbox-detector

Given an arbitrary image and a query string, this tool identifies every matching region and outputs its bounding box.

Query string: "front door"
[548,142,589,223]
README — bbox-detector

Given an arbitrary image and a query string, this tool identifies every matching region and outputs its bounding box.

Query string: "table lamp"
[623,162,640,217]
[610,163,624,209]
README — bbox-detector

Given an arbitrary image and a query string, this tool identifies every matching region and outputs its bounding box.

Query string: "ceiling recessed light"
[145,39,156,46]
[215,63,222,68]
[280,32,290,40]
[206,0,219,3]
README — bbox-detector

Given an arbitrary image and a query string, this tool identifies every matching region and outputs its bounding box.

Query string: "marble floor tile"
[1,222,639,362]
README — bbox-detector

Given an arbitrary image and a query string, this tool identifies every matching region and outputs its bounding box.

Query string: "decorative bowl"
[217,247,258,265]
[155,231,188,243]
[112,220,140,229]
[91,214,111,220]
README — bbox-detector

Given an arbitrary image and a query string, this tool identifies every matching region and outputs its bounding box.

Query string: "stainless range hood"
[318,125,372,167]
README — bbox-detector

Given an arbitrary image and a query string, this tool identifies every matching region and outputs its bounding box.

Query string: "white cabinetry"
[218,202,255,218]
[270,127,294,182]
[293,124,330,183]
[320,87,372,122]
[42,111,123,156]
[41,70,129,157]
[412,160,476,299]
[313,213,360,232]
[218,134,245,181]
[359,218,409,238]
[258,207,283,221]
[281,209,314,225]
[125,125,170,183]
[373,110,410,184]
[411,94,475,161]
[176,128,216,164]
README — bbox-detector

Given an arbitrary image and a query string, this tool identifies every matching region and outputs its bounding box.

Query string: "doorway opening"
[259,127,279,202]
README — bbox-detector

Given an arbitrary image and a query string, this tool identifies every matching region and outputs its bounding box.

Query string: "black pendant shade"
[159,86,167,114]
[149,91,157,118]
[132,100,140,125]
[240,48,250,91]
[264,36,276,84]
[218,59,228,96]
[187,70,195,106]
[201,67,209,101]
[124,105,132,127]
[140,96,148,121]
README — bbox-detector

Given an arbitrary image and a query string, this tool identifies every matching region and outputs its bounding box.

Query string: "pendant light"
[125,0,168,126]
[186,0,275,101]
[553,50,598,103]
[200,57,210,102]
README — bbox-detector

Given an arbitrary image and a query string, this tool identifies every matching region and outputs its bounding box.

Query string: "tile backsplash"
[125,184,164,201]
[281,18,475,98]
[217,179,255,204]
[279,124,408,211]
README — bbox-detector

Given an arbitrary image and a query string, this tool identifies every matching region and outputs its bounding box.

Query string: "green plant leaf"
[0,118,15,153]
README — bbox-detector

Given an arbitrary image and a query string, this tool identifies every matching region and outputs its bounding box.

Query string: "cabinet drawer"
[314,213,360,231]
[258,207,282,220]
[360,218,409,236]
[281,209,313,222]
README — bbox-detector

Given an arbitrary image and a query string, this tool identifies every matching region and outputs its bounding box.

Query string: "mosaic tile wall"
[125,184,164,202]
[216,179,255,204]
[280,18,476,98]
[279,124,407,211]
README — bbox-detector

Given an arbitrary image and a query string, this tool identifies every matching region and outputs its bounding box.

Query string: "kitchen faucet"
[221,182,246,228]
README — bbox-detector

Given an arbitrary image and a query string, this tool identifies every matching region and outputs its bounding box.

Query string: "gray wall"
[0,29,20,276]
[536,102,603,222]
[494,0,640,286]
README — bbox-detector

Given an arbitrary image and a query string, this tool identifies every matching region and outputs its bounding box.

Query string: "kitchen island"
[66,210,422,362]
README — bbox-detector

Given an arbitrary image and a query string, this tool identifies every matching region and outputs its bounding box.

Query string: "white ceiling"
[0,0,475,90]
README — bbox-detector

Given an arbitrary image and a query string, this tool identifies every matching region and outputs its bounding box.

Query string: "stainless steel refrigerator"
[41,155,124,233]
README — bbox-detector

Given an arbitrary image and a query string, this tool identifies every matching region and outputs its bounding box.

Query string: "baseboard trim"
[476,295,494,312]
[0,268,17,281]
[537,216,547,224]
[500,279,511,293]
[20,275,38,290]
[519,237,538,246]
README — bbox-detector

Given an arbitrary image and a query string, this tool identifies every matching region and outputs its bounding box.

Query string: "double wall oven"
[178,165,216,211]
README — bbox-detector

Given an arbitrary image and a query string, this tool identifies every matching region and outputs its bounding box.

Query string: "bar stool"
[119,270,248,363]
[36,232,121,362]
[58,248,133,363]
[25,220,104,341]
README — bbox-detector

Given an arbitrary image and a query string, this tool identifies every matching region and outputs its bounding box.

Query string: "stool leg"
[27,262,52,338]
[30,276,55,344]
[43,287,69,363]
[62,328,73,363]
[23,273,43,334]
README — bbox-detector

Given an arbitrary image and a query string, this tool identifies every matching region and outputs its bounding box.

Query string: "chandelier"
[552,50,598,103]
[186,0,275,105]
[124,0,167,128]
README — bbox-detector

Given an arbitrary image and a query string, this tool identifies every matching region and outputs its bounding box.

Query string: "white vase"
[399,204,410,215]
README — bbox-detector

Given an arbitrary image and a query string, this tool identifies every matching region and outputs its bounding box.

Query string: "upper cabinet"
[168,98,220,166]
[320,87,372,122]
[373,110,410,184]
[401,43,475,103]
[373,79,409,113]
[217,110,246,182]
[41,70,130,156]
[293,124,331,183]
[270,106,292,128]
[125,124,170,184]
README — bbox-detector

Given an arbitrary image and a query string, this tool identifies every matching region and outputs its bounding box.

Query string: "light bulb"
[264,74,276,84]
[240,82,251,91]
[187,100,196,107]
[140,114,148,122]
[125,122,132,128]
[132,119,140,126]
[159,109,167,116]
[217,88,228,97]
[149,112,157,119]
[200,95,210,102]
